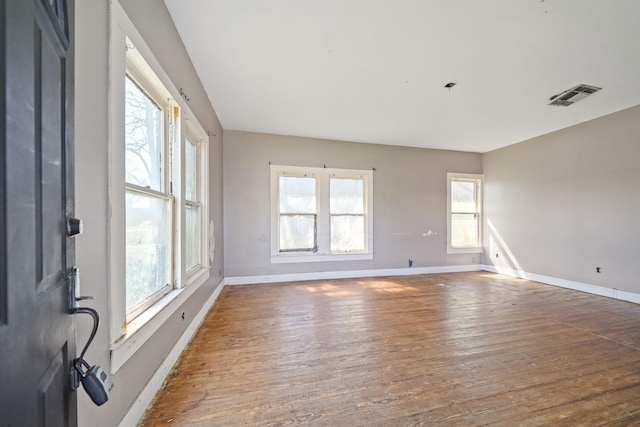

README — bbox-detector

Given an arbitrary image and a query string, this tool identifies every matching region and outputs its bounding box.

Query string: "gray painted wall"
[223,131,483,277]
[75,1,223,425]
[483,104,640,293]
[72,1,639,424]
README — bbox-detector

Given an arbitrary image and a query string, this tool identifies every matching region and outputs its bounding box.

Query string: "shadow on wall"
[487,218,528,278]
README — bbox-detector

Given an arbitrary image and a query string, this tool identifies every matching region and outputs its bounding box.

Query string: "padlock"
[79,364,113,406]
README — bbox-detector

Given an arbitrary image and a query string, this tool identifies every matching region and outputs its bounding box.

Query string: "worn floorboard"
[139,272,640,426]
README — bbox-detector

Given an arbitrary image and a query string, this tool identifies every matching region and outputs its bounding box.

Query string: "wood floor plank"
[139,272,640,426]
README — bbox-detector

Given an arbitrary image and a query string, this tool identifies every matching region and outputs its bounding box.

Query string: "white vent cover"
[549,84,601,107]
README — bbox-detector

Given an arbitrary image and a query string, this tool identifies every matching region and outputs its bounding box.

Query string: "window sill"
[447,246,483,254]
[271,253,373,264]
[186,266,210,285]
[110,267,210,373]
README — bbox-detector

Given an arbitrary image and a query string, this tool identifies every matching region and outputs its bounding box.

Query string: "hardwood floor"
[139,272,640,426]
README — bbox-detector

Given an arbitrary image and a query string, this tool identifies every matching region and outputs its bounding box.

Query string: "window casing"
[447,173,483,254]
[271,165,373,263]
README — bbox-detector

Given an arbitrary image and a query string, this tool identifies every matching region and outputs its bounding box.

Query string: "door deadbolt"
[67,217,83,237]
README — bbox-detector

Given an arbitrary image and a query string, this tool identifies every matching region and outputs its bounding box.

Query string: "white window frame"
[270,165,373,263]
[447,172,483,254]
[124,61,175,322]
[276,173,318,253]
[181,118,209,282]
[108,3,210,373]
[329,174,368,254]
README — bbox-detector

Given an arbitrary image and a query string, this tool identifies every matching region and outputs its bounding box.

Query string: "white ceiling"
[164,0,640,153]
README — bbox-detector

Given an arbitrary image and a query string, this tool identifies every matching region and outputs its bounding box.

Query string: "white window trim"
[108,2,209,373]
[270,165,374,263]
[446,172,483,254]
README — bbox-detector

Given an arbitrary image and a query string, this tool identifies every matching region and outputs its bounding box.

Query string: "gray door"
[0,0,77,425]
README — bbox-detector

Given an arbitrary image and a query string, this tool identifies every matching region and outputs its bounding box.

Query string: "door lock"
[67,217,83,237]
[74,359,114,406]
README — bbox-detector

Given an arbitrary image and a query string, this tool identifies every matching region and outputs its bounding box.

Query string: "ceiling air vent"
[548,84,601,107]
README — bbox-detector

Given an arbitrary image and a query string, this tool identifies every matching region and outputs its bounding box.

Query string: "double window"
[109,4,212,372]
[271,165,373,262]
[123,39,209,322]
[447,173,483,253]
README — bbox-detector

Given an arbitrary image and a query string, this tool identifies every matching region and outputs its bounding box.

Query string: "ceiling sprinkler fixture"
[549,84,601,107]
[444,82,456,89]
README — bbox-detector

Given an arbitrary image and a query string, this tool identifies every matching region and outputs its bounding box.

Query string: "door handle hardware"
[67,267,114,405]
[67,267,94,310]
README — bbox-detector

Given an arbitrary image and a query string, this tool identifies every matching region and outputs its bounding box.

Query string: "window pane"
[451,180,476,213]
[279,215,315,250]
[330,178,364,214]
[451,213,478,247]
[185,138,197,201]
[331,215,365,252]
[279,176,316,213]
[126,190,171,310]
[185,204,200,271]
[125,76,163,191]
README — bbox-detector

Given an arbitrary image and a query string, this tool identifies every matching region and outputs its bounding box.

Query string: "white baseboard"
[225,264,482,286]
[482,264,640,304]
[117,278,226,427]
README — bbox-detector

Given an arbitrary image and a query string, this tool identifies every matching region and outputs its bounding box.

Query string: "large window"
[121,38,210,323]
[124,72,173,319]
[271,165,373,263]
[447,173,483,253]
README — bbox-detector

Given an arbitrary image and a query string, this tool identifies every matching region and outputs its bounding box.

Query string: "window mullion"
[316,173,330,255]
[165,104,177,289]
[167,108,174,195]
